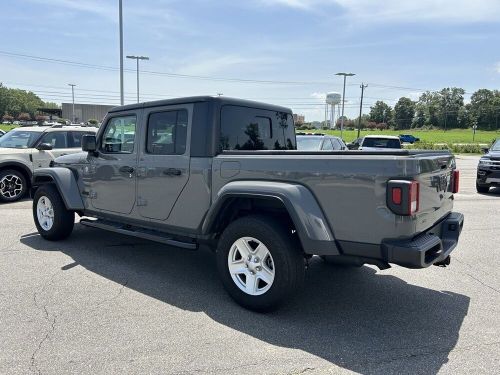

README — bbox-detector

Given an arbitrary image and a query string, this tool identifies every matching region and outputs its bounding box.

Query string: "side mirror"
[82,134,97,152]
[481,147,489,154]
[37,143,53,151]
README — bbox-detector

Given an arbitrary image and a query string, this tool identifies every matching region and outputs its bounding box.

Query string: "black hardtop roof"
[108,96,292,114]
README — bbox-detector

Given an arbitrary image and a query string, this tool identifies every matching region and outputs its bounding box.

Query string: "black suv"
[476,138,500,193]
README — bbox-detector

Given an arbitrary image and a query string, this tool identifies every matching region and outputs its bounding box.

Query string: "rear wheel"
[0,169,27,203]
[216,215,305,312]
[33,185,74,241]
[476,183,490,194]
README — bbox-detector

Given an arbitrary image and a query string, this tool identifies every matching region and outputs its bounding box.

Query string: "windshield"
[491,140,500,152]
[362,138,401,149]
[0,130,43,149]
[296,136,322,151]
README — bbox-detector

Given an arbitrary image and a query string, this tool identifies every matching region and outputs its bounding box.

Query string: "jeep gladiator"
[31,96,464,311]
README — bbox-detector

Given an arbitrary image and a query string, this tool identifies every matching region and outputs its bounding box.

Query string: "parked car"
[31,96,463,312]
[476,138,500,193]
[0,125,97,202]
[346,137,362,150]
[296,133,346,151]
[399,134,421,144]
[359,135,402,150]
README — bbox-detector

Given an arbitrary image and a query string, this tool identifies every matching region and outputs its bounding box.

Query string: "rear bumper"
[331,212,464,269]
[381,212,464,268]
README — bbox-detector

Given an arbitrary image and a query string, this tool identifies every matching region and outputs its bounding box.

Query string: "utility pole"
[357,83,367,139]
[335,72,355,141]
[119,0,124,105]
[68,84,76,123]
[126,55,149,103]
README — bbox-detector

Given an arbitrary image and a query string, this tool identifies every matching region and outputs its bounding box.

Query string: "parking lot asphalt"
[0,155,498,375]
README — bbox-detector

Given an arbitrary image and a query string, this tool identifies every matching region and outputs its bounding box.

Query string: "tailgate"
[412,152,456,235]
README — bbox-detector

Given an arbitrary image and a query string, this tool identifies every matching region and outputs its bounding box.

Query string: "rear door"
[136,104,192,221]
[88,113,139,214]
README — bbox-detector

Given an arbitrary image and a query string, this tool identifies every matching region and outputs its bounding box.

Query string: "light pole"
[126,55,149,103]
[68,83,76,123]
[119,0,124,105]
[335,72,355,140]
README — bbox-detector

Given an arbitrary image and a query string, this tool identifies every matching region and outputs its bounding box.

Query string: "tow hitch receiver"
[434,255,451,267]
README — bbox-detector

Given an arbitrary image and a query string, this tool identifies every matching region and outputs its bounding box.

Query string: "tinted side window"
[220,105,295,151]
[321,139,334,150]
[146,109,188,155]
[101,115,136,153]
[70,131,93,148]
[331,139,342,150]
[40,131,68,149]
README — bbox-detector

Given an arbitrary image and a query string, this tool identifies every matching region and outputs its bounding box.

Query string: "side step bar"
[79,218,198,250]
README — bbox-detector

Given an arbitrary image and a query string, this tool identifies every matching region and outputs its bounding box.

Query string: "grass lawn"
[0,124,17,132]
[305,128,499,144]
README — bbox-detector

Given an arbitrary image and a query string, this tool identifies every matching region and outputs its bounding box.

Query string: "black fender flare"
[32,167,84,210]
[202,181,339,255]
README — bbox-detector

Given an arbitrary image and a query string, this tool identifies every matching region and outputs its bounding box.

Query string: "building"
[62,103,115,123]
[293,113,305,125]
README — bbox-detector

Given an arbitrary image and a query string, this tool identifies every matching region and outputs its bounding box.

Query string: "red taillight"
[392,187,402,205]
[387,180,419,216]
[409,180,419,214]
[452,170,459,193]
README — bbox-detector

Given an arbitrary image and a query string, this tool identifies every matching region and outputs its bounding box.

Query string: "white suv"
[0,125,97,202]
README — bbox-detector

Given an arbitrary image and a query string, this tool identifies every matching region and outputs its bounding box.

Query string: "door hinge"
[137,197,148,206]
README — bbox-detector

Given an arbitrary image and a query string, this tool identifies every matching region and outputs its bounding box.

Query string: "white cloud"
[261,0,500,23]
[176,54,281,76]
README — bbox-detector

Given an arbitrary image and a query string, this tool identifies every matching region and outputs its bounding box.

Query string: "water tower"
[325,92,341,129]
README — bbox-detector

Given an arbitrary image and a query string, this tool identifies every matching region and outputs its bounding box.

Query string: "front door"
[88,113,139,214]
[32,131,75,168]
[136,105,191,221]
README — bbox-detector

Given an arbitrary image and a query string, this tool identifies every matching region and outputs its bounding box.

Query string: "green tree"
[369,101,393,124]
[0,84,44,118]
[439,87,465,129]
[394,97,415,130]
[469,89,500,130]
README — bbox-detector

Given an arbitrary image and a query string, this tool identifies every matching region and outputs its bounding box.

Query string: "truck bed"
[213,149,456,246]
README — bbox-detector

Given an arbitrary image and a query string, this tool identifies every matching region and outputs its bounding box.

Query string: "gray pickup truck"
[31,96,463,311]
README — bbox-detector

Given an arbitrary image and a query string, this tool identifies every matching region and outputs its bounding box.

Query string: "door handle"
[163,168,182,176]
[119,166,135,174]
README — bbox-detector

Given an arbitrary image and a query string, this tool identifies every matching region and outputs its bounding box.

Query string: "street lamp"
[126,55,149,103]
[68,83,76,123]
[119,0,124,105]
[335,72,355,140]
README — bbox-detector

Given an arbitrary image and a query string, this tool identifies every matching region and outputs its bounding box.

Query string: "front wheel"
[476,183,490,194]
[0,169,27,203]
[33,185,75,241]
[216,215,305,312]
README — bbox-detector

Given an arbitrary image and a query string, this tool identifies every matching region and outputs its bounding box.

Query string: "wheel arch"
[32,167,84,211]
[0,162,32,187]
[202,181,340,255]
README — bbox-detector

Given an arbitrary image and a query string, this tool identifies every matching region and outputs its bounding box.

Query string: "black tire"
[33,184,74,241]
[476,183,490,194]
[0,169,28,203]
[216,215,305,312]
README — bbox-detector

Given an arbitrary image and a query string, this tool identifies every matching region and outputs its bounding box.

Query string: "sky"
[1,0,499,121]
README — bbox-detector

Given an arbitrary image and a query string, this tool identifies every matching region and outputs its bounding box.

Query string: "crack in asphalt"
[88,279,129,313]
[30,272,60,375]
